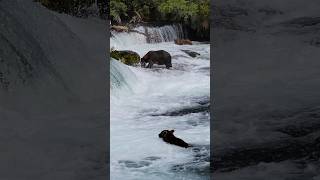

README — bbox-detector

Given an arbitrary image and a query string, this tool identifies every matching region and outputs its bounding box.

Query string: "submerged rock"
[174,39,193,45]
[143,156,161,161]
[111,50,140,66]
[118,160,151,168]
[152,104,209,116]
[181,50,200,58]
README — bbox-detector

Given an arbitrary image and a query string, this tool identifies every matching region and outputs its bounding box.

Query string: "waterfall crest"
[135,24,185,43]
[110,24,185,49]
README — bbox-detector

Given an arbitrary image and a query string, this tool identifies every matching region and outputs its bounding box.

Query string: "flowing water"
[110,25,210,180]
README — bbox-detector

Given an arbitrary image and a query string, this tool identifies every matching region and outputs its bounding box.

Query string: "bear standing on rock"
[141,50,172,69]
[159,130,190,148]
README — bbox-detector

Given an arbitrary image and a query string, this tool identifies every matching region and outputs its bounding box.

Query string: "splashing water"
[134,24,185,43]
[110,24,210,180]
[111,24,185,49]
[110,58,137,97]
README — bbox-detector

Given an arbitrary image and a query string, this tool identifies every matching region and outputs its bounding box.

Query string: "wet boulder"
[174,39,193,45]
[111,50,140,66]
[181,50,200,58]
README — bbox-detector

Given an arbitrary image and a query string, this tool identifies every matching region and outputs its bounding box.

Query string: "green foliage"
[110,0,163,23]
[110,0,127,23]
[159,0,198,21]
[36,0,210,39]
[111,50,140,66]
[159,0,209,30]
[109,0,210,39]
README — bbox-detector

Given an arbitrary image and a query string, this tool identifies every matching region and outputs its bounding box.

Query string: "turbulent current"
[110,25,210,180]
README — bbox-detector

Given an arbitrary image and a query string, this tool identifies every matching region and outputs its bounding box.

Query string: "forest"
[111,0,210,40]
[36,0,210,40]
[34,0,109,18]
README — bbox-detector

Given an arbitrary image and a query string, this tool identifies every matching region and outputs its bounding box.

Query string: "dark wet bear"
[141,50,172,69]
[159,130,190,148]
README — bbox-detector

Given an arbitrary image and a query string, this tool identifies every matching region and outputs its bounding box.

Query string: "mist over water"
[110,25,210,180]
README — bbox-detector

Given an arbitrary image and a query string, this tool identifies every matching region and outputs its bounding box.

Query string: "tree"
[97,0,109,19]
[35,0,106,18]
[36,0,210,40]
[110,0,127,23]
[159,0,210,37]
[159,0,197,22]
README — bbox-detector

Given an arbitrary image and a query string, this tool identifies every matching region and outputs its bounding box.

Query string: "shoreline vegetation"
[35,0,210,41]
[110,0,210,41]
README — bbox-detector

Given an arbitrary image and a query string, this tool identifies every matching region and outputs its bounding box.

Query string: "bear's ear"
[170,130,174,133]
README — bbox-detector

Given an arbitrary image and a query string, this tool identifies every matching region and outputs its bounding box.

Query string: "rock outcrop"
[111,50,140,66]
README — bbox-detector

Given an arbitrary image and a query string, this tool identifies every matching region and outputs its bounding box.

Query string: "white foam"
[110,28,210,180]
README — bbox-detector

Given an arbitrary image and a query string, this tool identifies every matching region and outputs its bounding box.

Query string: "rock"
[181,50,200,58]
[111,50,140,66]
[118,160,151,168]
[111,25,129,32]
[174,39,193,45]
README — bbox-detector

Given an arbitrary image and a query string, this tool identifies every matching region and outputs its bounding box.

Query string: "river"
[110,25,210,180]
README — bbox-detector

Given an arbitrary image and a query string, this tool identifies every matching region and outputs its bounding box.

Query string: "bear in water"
[141,50,172,69]
[159,130,190,148]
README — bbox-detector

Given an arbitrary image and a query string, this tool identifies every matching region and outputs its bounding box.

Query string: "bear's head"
[141,52,151,67]
[159,130,174,138]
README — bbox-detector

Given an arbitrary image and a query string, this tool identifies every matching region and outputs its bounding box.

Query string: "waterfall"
[110,24,185,49]
[110,24,185,96]
[110,58,137,97]
[134,24,185,43]
[110,31,147,49]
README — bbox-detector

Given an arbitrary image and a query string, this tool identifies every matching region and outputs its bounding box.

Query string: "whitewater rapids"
[110,27,210,180]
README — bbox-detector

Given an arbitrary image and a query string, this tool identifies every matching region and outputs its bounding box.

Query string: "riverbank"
[111,22,210,42]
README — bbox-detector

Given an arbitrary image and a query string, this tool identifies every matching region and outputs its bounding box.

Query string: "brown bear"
[174,39,193,45]
[158,130,190,148]
[141,50,172,69]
